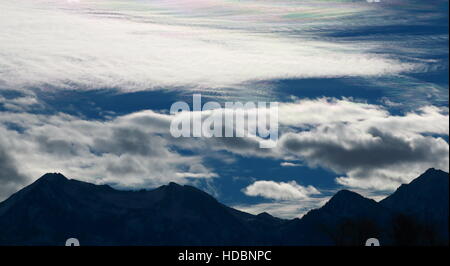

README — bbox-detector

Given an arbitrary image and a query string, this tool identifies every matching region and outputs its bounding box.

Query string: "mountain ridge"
[0,169,448,246]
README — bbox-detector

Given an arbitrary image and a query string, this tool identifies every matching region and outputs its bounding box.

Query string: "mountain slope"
[0,169,448,246]
[281,169,449,246]
[280,190,393,245]
[380,168,449,245]
[381,168,449,221]
[0,173,276,245]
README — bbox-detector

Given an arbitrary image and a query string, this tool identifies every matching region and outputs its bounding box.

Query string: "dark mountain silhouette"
[380,168,449,245]
[280,190,393,246]
[0,169,448,246]
[0,174,270,245]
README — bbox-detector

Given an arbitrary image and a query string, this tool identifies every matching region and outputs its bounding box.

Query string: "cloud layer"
[278,101,449,190]
[0,0,417,92]
[0,96,447,201]
[0,110,217,201]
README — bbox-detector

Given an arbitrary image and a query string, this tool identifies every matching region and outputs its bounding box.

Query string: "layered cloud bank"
[0,0,418,91]
[278,100,449,190]
[0,97,448,201]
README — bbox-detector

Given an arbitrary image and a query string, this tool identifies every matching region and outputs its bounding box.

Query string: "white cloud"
[243,180,320,200]
[0,110,217,200]
[278,97,389,126]
[180,97,449,191]
[0,91,40,112]
[280,162,302,167]
[358,106,449,136]
[0,0,417,92]
[234,197,330,219]
[278,102,449,191]
[174,98,449,191]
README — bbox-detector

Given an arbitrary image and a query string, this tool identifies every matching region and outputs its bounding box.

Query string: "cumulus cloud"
[278,98,389,126]
[0,90,40,112]
[175,97,448,191]
[281,127,448,170]
[0,110,217,200]
[278,98,449,135]
[0,0,417,92]
[175,98,449,191]
[278,101,449,190]
[243,180,320,200]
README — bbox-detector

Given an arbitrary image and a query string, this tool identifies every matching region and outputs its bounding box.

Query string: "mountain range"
[0,168,448,246]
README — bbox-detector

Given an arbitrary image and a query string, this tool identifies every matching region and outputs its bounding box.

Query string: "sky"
[0,0,448,218]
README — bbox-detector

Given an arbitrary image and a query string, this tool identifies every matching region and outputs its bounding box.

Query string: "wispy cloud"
[280,162,302,167]
[0,0,418,92]
[234,197,330,219]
